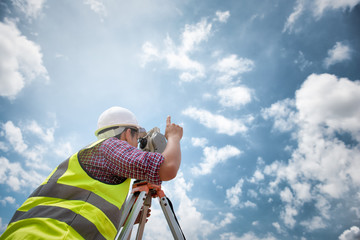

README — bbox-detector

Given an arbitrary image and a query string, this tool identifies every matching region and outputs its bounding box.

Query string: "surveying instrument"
[115,128,186,240]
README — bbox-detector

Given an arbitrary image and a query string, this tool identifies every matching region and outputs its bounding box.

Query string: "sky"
[0,0,360,239]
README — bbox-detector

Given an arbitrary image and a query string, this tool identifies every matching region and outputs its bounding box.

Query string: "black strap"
[166,197,186,239]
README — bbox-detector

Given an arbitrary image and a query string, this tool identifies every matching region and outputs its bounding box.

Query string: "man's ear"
[120,129,129,141]
[124,129,132,142]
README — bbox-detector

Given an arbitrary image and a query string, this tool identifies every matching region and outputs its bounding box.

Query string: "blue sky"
[1,0,360,239]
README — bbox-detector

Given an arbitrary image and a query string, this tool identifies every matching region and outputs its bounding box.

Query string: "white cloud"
[191,137,208,148]
[141,18,212,82]
[242,200,256,208]
[283,0,360,32]
[84,0,107,21]
[218,86,252,109]
[339,226,360,240]
[215,11,230,23]
[280,204,298,228]
[296,74,360,139]
[324,42,351,68]
[54,141,73,159]
[300,216,326,231]
[272,222,284,234]
[3,121,28,153]
[180,18,212,54]
[12,0,46,19]
[143,173,232,240]
[220,231,277,240]
[294,51,312,71]
[182,107,251,135]
[262,73,360,229]
[219,212,236,227]
[1,119,72,170]
[192,145,242,175]
[313,0,360,18]
[261,98,298,132]
[226,178,244,207]
[283,0,305,33]
[280,187,294,203]
[214,54,255,84]
[0,157,44,191]
[249,169,264,183]
[0,19,49,99]
[0,196,16,206]
[26,120,54,143]
[141,11,234,82]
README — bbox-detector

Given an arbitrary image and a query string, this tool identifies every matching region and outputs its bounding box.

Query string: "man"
[0,106,183,240]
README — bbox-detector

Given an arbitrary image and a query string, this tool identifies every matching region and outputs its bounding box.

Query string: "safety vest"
[1,139,131,240]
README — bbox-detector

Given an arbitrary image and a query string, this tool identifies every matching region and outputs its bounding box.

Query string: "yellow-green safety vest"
[0,139,131,240]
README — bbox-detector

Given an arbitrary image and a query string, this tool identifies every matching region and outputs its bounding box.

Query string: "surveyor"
[0,106,183,240]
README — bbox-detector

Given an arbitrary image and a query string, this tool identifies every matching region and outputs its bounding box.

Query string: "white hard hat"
[95,106,141,139]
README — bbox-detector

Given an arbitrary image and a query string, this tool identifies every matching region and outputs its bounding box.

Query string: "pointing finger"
[166,115,171,126]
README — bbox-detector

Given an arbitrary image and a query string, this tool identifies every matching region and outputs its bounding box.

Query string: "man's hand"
[159,116,183,181]
[165,116,183,141]
[134,207,151,225]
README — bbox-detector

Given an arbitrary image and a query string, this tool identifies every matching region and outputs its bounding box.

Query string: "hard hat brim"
[95,124,142,137]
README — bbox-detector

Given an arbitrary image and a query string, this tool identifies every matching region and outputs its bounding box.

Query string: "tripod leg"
[115,191,147,240]
[118,192,137,229]
[158,197,185,240]
[135,192,152,239]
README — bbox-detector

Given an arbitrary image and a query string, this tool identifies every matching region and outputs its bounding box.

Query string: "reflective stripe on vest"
[3,139,131,240]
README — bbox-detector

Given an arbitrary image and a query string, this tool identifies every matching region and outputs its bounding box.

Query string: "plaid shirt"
[78,137,164,185]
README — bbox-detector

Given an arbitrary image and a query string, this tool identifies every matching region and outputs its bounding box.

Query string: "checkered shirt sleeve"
[99,137,164,185]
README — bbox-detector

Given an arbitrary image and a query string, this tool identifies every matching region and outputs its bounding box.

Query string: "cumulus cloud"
[143,173,234,239]
[1,119,72,172]
[215,10,230,23]
[0,157,44,191]
[262,73,360,229]
[141,11,231,82]
[296,73,360,138]
[12,0,47,19]
[0,196,16,206]
[272,222,284,234]
[324,42,351,68]
[191,137,208,148]
[249,169,265,183]
[218,86,253,109]
[141,18,212,82]
[339,226,360,240]
[226,178,244,207]
[214,54,254,84]
[3,121,28,153]
[0,19,49,99]
[261,98,298,132]
[26,120,55,143]
[226,182,257,208]
[182,107,252,135]
[192,145,242,175]
[300,216,326,231]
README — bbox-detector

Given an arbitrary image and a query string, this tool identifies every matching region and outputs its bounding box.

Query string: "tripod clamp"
[115,180,185,240]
